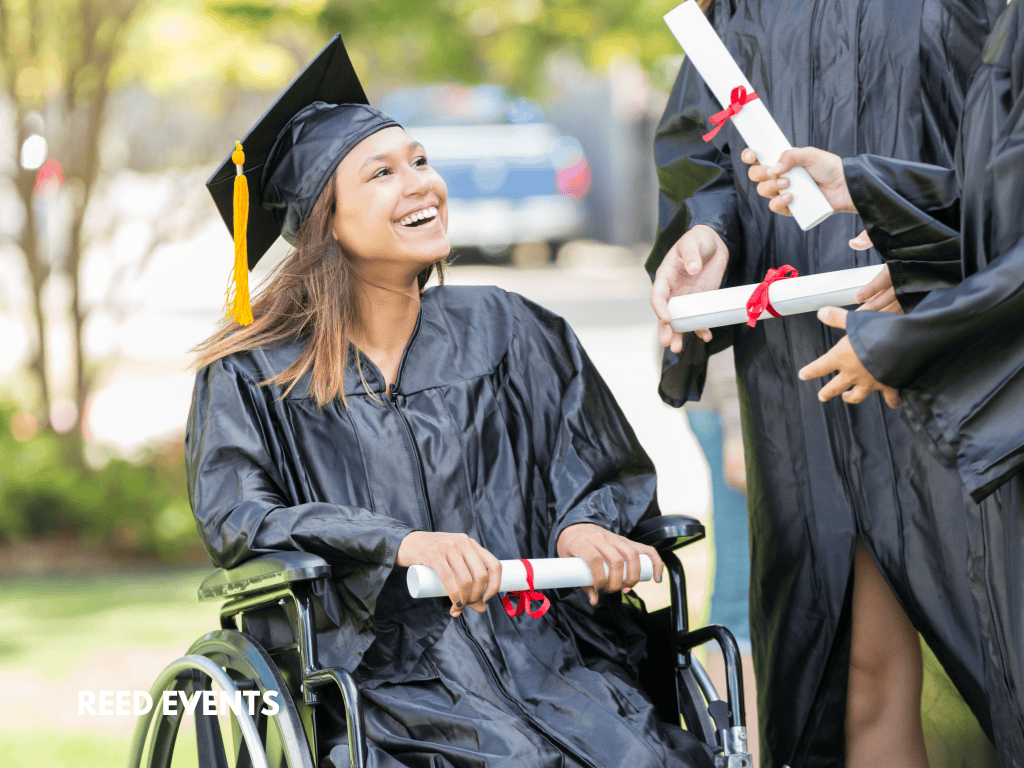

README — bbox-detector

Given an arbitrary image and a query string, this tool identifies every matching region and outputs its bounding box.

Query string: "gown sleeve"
[644,0,742,408]
[846,233,1024,502]
[186,354,416,670]
[505,294,660,558]
[844,113,1024,501]
[843,154,963,310]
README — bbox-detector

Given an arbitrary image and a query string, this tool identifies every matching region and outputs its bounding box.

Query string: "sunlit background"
[0,1,719,765]
[1,3,997,767]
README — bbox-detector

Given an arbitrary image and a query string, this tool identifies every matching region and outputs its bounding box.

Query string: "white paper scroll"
[668,264,885,332]
[407,555,655,599]
[664,1,834,231]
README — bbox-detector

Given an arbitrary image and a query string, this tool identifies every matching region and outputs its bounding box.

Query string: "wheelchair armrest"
[630,514,706,552]
[198,552,332,602]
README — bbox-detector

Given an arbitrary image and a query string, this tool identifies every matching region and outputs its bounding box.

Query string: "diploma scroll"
[669,264,885,333]
[664,1,834,230]
[407,555,655,599]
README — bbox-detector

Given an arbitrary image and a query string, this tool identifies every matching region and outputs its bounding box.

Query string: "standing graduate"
[745,1,1024,762]
[189,35,716,768]
[647,1,1007,766]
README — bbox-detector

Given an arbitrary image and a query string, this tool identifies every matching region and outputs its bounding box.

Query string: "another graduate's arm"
[647,2,741,387]
[187,356,498,617]
[744,146,962,310]
[508,294,664,605]
[839,236,1024,500]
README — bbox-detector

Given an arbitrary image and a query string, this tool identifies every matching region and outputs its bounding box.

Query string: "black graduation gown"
[647,2,1006,766]
[185,285,715,768]
[843,3,1024,762]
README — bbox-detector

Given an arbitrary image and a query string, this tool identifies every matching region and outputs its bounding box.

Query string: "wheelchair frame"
[127,515,752,768]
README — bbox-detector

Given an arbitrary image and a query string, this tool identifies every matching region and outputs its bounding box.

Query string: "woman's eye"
[413,156,428,167]
[372,167,391,179]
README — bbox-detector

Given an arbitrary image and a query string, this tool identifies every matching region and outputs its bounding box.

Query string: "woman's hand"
[556,523,664,606]
[741,147,856,215]
[798,307,901,408]
[651,225,730,348]
[397,531,502,617]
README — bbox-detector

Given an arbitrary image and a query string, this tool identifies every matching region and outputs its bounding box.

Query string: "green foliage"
[0,403,202,561]
[201,0,689,96]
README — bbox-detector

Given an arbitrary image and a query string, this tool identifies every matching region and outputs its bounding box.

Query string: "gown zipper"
[356,311,437,533]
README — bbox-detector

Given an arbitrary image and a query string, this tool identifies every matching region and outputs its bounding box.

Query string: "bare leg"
[846,541,929,768]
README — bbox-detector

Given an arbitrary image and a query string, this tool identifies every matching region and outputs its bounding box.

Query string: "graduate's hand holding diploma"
[741,146,856,216]
[741,146,903,407]
[399,526,662,613]
[556,523,664,607]
[397,531,503,618]
[651,225,730,348]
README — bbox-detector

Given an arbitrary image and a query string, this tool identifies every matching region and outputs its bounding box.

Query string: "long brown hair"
[193,169,447,406]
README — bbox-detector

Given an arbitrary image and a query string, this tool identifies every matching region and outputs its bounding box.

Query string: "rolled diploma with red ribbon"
[407,555,655,599]
[663,1,834,231]
[668,264,886,333]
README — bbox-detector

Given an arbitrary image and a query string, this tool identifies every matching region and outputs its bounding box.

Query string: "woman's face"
[332,126,450,274]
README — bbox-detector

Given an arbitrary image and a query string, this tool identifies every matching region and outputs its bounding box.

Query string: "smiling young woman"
[194,126,450,406]
[187,35,715,768]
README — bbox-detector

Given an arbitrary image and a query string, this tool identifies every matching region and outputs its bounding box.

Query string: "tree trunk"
[12,126,53,429]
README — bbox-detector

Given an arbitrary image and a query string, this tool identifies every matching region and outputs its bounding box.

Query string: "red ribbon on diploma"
[502,559,550,619]
[703,86,759,142]
[746,265,799,327]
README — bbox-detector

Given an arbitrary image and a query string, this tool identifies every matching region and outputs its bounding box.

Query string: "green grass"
[0,570,220,679]
[0,730,135,768]
[1,570,220,768]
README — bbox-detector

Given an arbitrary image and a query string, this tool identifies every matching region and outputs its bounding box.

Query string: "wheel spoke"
[196,700,230,768]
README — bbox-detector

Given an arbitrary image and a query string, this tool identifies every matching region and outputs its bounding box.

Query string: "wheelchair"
[127,515,752,768]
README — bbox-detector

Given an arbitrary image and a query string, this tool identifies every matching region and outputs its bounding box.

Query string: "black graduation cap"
[206,34,400,324]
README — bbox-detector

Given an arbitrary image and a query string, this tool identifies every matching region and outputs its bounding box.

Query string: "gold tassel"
[226,141,254,325]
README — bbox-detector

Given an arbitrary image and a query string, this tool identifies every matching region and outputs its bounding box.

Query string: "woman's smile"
[397,205,439,228]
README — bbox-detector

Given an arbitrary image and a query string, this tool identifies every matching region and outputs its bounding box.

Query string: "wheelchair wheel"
[127,629,315,768]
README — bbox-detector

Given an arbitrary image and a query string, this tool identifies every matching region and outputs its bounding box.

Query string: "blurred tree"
[1,0,685,471]
[204,0,684,96]
[1,0,148,465]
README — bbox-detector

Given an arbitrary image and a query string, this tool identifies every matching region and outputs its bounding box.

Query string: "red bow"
[746,265,799,327]
[702,86,759,142]
[502,559,550,619]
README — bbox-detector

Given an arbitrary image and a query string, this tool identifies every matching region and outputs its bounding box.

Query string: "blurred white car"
[380,85,591,262]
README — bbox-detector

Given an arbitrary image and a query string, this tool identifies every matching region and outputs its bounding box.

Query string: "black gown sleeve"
[644,0,742,408]
[844,5,1024,501]
[843,154,963,310]
[846,234,1024,502]
[186,355,416,669]
[505,294,660,558]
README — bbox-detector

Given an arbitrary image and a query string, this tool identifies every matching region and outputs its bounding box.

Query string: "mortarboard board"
[206,34,400,325]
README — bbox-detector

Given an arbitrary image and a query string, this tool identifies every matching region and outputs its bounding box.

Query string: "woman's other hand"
[651,224,730,349]
[397,531,502,617]
[741,147,856,215]
[556,523,664,606]
[797,307,901,408]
